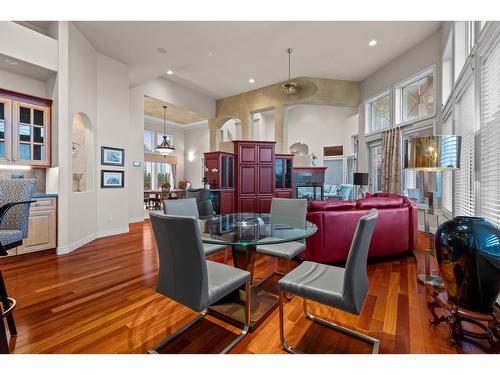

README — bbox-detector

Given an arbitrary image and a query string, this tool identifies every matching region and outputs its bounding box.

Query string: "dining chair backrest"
[0,178,37,238]
[149,212,209,312]
[163,198,199,217]
[342,208,378,314]
[269,198,307,229]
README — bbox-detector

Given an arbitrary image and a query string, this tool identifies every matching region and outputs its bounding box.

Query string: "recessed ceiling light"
[166,70,173,75]
[369,40,377,47]
[5,59,19,66]
[208,51,215,56]
[249,78,255,84]
[157,47,168,54]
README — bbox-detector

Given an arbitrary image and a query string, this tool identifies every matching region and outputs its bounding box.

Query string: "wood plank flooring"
[0,221,488,354]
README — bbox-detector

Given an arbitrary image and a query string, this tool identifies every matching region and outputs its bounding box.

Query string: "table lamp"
[353,172,369,198]
[404,135,461,287]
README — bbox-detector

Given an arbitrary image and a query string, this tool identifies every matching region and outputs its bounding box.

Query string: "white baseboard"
[57,232,98,255]
[97,226,129,238]
[128,217,144,224]
[56,226,129,255]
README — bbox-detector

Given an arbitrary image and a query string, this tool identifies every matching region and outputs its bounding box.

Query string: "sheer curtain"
[381,127,401,194]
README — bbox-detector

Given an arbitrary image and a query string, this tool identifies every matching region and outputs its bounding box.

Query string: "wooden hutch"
[204,141,295,214]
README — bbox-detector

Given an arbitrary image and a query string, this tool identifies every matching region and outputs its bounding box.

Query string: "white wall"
[96,53,130,236]
[0,69,50,98]
[184,125,210,188]
[287,104,358,164]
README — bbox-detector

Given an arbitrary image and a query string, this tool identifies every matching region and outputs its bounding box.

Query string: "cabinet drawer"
[31,198,56,212]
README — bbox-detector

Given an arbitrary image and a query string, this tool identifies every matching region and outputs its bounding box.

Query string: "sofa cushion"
[373,192,413,207]
[356,196,404,209]
[308,200,356,212]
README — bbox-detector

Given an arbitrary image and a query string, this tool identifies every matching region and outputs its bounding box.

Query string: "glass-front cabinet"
[275,154,293,198]
[0,90,51,167]
[203,151,235,189]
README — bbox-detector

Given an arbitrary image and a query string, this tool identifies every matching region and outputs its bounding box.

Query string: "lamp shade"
[353,172,369,186]
[404,135,461,171]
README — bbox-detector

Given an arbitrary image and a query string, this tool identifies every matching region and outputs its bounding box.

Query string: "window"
[441,115,454,215]
[144,129,174,153]
[454,21,476,83]
[442,30,453,106]
[144,161,174,190]
[365,91,391,134]
[399,72,435,123]
[454,77,476,217]
[369,143,383,193]
[479,37,500,226]
[144,130,153,152]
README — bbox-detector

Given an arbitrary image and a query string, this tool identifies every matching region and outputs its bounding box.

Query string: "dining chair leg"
[0,317,9,354]
[278,290,302,354]
[302,298,380,354]
[148,281,251,354]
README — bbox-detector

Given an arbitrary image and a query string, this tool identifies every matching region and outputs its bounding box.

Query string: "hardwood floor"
[0,221,488,354]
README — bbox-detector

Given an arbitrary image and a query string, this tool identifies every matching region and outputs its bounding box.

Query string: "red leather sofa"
[301,193,418,263]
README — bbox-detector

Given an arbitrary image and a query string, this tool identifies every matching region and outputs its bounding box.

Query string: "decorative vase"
[435,216,500,313]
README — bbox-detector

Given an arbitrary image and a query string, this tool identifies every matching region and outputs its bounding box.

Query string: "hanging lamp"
[282,48,298,95]
[155,105,175,155]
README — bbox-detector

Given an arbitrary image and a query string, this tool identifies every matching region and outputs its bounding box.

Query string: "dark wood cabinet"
[234,141,276,213]
[204,151,235,189]
[275,154,294,198]
[210,189,235,214]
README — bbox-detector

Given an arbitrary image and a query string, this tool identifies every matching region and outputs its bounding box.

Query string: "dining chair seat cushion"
[278,261,352,312]
[256,239,306,260]
[206,260,251,306]
[203,243,227,256]
[0,229,23,246]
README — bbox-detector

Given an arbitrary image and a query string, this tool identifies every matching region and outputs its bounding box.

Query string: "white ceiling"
[75,21,442,99]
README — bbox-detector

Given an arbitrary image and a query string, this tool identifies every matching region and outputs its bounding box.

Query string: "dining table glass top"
[198,212,317,247]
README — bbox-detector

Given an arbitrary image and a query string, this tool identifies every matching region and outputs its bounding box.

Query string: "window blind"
[441,116,453,215]
[454,78,476,217]
[479,38,500,226]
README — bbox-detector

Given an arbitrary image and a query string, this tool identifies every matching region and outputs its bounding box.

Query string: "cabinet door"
[258,165,274,195]
[220,191,234,214]
[257,196,273,213]
[12,101,50,166]
[239,197,256,212]
[239,165,257,194]
[258,145,274,164]
[275,158,283,189]
[284,159,292,188]
[239,144,256,163]
[18,210,57,254]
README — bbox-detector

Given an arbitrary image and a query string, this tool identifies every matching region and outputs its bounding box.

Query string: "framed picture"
[101,170,124,188]
[101,146,125,166]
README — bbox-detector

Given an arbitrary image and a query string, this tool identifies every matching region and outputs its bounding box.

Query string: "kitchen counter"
[33,193,58,199]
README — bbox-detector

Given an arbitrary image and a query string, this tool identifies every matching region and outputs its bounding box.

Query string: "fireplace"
[292,167,326,201]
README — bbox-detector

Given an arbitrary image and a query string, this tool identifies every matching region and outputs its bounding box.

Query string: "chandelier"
[155,105,175,155]
[282,48,298,95]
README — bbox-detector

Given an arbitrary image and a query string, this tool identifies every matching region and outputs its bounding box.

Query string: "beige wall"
[287,105,358,164]
[210,77,361,153]
[184,125,210,188]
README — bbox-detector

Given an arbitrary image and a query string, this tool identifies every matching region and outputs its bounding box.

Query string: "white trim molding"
[144,115,208,130]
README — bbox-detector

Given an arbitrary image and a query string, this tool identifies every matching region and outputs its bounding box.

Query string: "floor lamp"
[404,135,461,287]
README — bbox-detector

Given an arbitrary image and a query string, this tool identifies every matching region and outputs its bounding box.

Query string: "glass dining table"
[198,212,317,331]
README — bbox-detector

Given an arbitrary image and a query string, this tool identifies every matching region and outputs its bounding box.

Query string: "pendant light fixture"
[155,105,175,155]
[282,48,298,95]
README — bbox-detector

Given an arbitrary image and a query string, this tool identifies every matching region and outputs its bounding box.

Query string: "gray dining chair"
[0,178,37,354]
[163,198,228,263]
[256,198,308,279]
[186,188,213,217]
[277,209,380,354]
[148,212,251,354]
